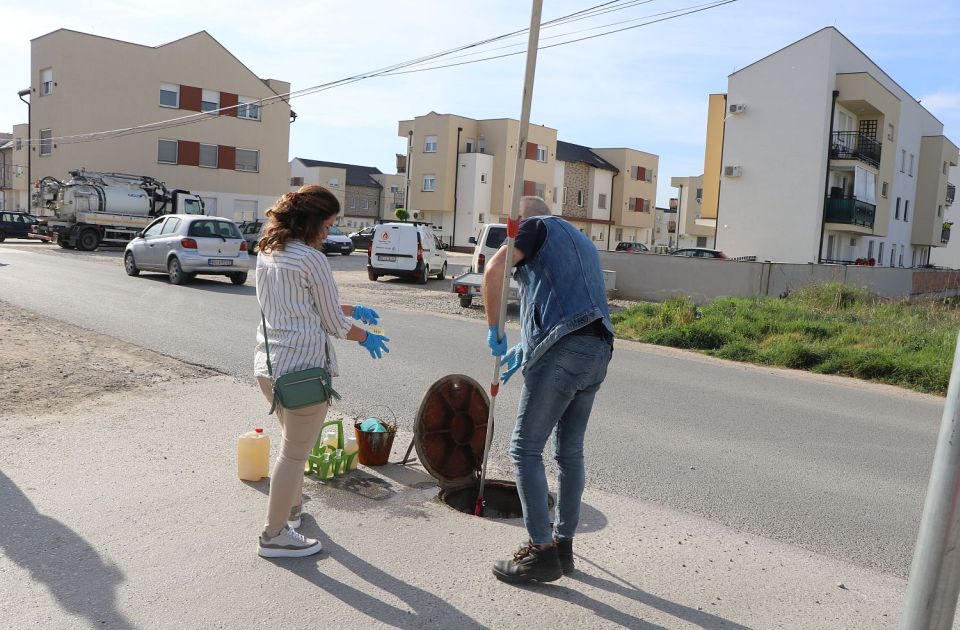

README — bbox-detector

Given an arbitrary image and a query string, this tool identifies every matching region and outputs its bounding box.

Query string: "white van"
[468,223,507,273]
[368,222,448,283]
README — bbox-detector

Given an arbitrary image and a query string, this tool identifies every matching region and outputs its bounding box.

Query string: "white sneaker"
[258,526,322,558]
[288,504,302,529]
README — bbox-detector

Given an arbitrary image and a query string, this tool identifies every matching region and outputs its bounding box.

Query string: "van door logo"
[380,231,390,241]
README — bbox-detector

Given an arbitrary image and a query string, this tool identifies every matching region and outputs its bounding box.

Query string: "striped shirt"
[254,240,354,379]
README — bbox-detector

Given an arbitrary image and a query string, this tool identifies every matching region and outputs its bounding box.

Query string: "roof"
[556,141,618,173]
[295,159,383,188]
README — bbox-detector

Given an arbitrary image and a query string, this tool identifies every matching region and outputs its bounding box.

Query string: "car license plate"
[208,259,233,266]
[379,255,396,262]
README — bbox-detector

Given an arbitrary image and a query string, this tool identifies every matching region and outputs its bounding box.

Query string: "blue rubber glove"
[487,325,507,356]
[359,331,390,359]
[500,343,523,384]
[352,304,380,326]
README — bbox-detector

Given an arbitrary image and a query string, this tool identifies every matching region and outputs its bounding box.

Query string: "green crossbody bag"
[261,309,341,415]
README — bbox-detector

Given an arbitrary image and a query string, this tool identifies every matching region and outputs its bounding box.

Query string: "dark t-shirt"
[513,217,547,267]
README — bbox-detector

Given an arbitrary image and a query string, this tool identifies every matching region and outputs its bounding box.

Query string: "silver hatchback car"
[123,214,250,285]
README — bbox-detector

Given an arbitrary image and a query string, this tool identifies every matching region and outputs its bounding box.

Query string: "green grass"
[611,283,960,395]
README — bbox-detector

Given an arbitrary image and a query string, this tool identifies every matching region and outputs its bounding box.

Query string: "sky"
[2,0,959,207]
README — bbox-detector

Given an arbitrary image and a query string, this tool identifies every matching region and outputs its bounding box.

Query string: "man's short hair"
[519,196,550,219]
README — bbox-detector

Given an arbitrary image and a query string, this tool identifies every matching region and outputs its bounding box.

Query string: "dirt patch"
[0,300,212,417]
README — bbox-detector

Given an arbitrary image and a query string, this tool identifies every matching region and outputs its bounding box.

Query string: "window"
[200,197,217,216]
[199,144,218,168]
[480,173,488,184]
[878,242,885,266]
[423,175,436,191]
[233,200,258,221]
[598,231,604,241]
[39,68,53,96]
[696,236,708,247]
[328,177,339,188]
[890,247,896,268]
[39,129,52,156]
[349,197,356,209]
[15,138,22,151]
[899,246,904,267]
[363,199,369,210]
[160,217,181,235]
[900,149,906,173]
[563,187,568,203]
[536,145,547,162]
[887,123,894,141]
[237,97,261,120]
[577,190,584,207]
[881,181,888,198]
[909,153,914,177]
[598,193,607,209]
[235,148,259,172]
[201,89,219,113]
[895,197,901,220]
[695,187,703,202]
[534,183,546,199]
[867,240,874,260]
[157,139,177,164]
[904,200,909,222]
[143,218,166,237]
[424,135,438,153]
[466,137,475,152]
[290,176,304,186]
[160,83,179,108]
[615,228,623,241]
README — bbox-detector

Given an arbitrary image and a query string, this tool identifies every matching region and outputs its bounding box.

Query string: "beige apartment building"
[18,29,291,221]
[289,158,405,229]
[398,112,659,249]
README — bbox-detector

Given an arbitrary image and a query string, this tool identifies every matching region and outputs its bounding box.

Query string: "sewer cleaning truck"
[34,169,205,251]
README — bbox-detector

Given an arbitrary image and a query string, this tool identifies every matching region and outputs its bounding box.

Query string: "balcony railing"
[824,196,876,229]
[830,131,881,168]
[943,225,952,245]
[947,183,955,207]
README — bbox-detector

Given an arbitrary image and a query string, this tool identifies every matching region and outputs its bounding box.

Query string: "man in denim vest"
[482,195,614,583]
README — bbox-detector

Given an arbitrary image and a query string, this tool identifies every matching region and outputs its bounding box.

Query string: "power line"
[20,0,739,148]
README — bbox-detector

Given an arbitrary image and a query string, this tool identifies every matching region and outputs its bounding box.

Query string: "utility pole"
[18,88,30,212]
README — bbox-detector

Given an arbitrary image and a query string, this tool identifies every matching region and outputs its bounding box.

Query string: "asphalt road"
[0,241,944,578]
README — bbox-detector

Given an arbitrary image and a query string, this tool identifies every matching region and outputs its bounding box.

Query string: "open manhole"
[414,374,549,519]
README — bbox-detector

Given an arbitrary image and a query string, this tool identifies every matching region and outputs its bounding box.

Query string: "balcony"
[830,131,881,168]
[943,224,952,245]
[824,196,876,229]
[947,183,955,207]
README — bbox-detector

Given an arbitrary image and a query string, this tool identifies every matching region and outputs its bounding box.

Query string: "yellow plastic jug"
[344,435,360,470]
[237,427,271,481]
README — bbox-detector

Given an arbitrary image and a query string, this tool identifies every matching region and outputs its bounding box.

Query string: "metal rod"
[475,0,543,517]
[901,331,960,629]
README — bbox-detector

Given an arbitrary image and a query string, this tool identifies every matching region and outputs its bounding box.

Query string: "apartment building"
[20,29,291,221]
[930,168,959,267]
[4,125,29,211]
[289,158,406,230]
[670,174,716,249]
[706,27,957,266]
[398,112,659,249]
[654,203,678,249]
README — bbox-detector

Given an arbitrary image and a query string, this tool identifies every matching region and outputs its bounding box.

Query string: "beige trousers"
[256,377,329,535]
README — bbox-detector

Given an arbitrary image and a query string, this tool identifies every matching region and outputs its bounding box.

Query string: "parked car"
[469,223,507,272]
[349,226,376,250]
[123,215,249,285]
[368,221,447,283]
[615,241,649,253]
[0,211,42,242]
[238,219,264,254]
[323,226,355,256]
[670,248,727,259]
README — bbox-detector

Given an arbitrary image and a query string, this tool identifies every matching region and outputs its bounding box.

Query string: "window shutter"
[644,199,651,212]
[525,142,538,160]
[631,166,639,180]
[523,180,536,196]
[178,140,200,166]
[638,166,646,182]
[220,92,238,117]
[179,85,202,112]
[218,145,236,170]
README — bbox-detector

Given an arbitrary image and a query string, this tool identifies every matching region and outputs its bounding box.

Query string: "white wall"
[456,152,494,247]
[552,161,565,215]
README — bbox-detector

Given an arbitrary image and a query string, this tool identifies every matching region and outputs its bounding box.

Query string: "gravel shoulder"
[0,300,213,418]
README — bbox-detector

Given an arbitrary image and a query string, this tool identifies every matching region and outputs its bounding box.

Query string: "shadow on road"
[136,273,256,295]
[554,556,754,630]
[0,471,133,629]
[273,534,484,629]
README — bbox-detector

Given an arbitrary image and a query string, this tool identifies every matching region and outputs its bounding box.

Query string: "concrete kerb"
[0,375,911,628]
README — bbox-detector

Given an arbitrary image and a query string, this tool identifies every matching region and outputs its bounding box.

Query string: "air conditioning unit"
[728,103,747,114]
[724,165,742,178]
[412,212,420,219]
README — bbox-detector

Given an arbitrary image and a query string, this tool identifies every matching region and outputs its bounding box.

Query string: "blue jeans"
[510,333,612,545]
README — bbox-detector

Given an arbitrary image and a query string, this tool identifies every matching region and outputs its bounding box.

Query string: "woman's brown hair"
[258,185,340,253]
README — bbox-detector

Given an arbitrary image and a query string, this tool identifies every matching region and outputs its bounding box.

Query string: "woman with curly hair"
[254,184,389,558]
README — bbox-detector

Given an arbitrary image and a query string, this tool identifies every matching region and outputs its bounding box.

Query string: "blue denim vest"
[515,216,613,369]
